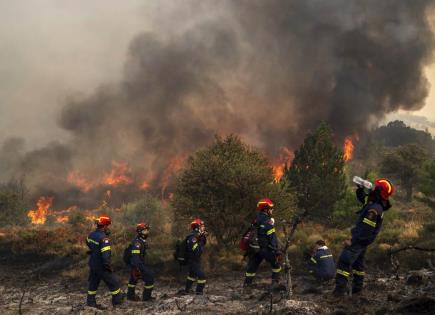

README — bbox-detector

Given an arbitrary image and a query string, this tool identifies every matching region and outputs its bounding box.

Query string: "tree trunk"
[406,183,413,202]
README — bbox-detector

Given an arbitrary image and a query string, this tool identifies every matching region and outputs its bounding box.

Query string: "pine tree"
[284,122,346,223]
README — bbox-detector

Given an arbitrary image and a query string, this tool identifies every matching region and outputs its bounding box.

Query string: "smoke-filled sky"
[1,0,435,192]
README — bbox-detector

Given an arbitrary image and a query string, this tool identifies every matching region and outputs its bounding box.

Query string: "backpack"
[240,224,260,254]
[123,244,132,265]
[174,237,189,265]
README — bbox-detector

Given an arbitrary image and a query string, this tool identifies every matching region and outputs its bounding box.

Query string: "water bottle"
[352,176,373,189]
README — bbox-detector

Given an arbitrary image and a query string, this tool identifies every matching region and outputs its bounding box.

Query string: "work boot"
[196,280,206,295]
[352,286,363,295]
[143,288,154,302]
[112,291,125,306]
[127,286,141,301]
[185,278,194,293]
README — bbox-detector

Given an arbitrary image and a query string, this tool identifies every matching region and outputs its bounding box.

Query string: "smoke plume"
[1,0,435,195]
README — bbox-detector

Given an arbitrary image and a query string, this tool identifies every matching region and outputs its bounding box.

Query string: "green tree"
[381,144,428,201]
[172,135,294,248]
[0,180,29,226]
[284,122,346,223]
[419,160,435,199]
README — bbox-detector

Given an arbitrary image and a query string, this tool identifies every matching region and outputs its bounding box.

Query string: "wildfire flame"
[67,171,93,192]
[55,216,69,223]
[343,136,354,162]
[103,161,134,186]
[27,196,53,225]
[272,147,294,182]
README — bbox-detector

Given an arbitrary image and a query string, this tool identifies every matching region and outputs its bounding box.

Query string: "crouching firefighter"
[183,218,207,295]
[244,198,282,287]
[303,240,335,293]
[86,216,124,308]
[334,178,394,296]
[126,223,155,302]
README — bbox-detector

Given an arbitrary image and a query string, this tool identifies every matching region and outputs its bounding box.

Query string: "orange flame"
[55,216,69,223]
[27,196,53,224]
[67,171,93,192]
[343,136,354,162]
[272,147,294,182]
[103,161,134,186]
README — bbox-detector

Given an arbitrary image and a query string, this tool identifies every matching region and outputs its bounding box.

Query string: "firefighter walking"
[86,216,124,308]
[126,222,155,302]
[244,198,282,287]
[183,218,207,295]
[333,178,394,296]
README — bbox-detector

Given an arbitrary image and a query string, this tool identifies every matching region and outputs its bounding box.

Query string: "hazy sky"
[0,1,434,149]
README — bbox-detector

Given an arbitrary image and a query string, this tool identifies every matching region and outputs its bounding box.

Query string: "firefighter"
[86,216,124,308]
[244,198,282,287]
[127,223,155,302]
[183,218,207,295]
[302,240,336,293]
[333,178,394,296]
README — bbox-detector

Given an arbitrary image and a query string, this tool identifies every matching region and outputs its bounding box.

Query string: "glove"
[103,264,113,272]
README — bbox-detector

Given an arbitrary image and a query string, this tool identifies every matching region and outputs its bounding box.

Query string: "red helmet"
[96,216,111,226]
[191,218,205,230]
[136,222,150,232]
[257,198,274,211]
[374,178,394,200]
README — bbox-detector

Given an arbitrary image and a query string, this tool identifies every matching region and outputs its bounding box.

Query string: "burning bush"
[172,134,295,248]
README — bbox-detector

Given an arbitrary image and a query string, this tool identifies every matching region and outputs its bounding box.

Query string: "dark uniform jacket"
[351,202,385,246]
[130,236,147,273]
[256,212,278,251]
[308,246,336,280]
[86,229,112,270]
[186,231,206,261]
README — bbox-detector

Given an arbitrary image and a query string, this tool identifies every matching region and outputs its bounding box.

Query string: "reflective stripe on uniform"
[144,284,154,289]
[87,238,99,245]
[101,246,111,252]
[272,267,282,273]
[197,279,206,284]
[245,272,256,277]
[336,269,350,277]
[353,269,365,276]
[111,288,121,295]
[131,250,140,254]
[128,284,136,288]
[320,254,333,259]
[187,276,197,282]
[311,257,317,264]
[192,243,198,251]
[362,218,376,227]
[88,290,97,295]
[266,228,275,235]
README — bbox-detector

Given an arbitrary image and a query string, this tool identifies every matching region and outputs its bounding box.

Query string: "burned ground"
[0,252,434,315]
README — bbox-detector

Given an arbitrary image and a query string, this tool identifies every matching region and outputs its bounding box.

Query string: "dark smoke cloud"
[2,0,435,193]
